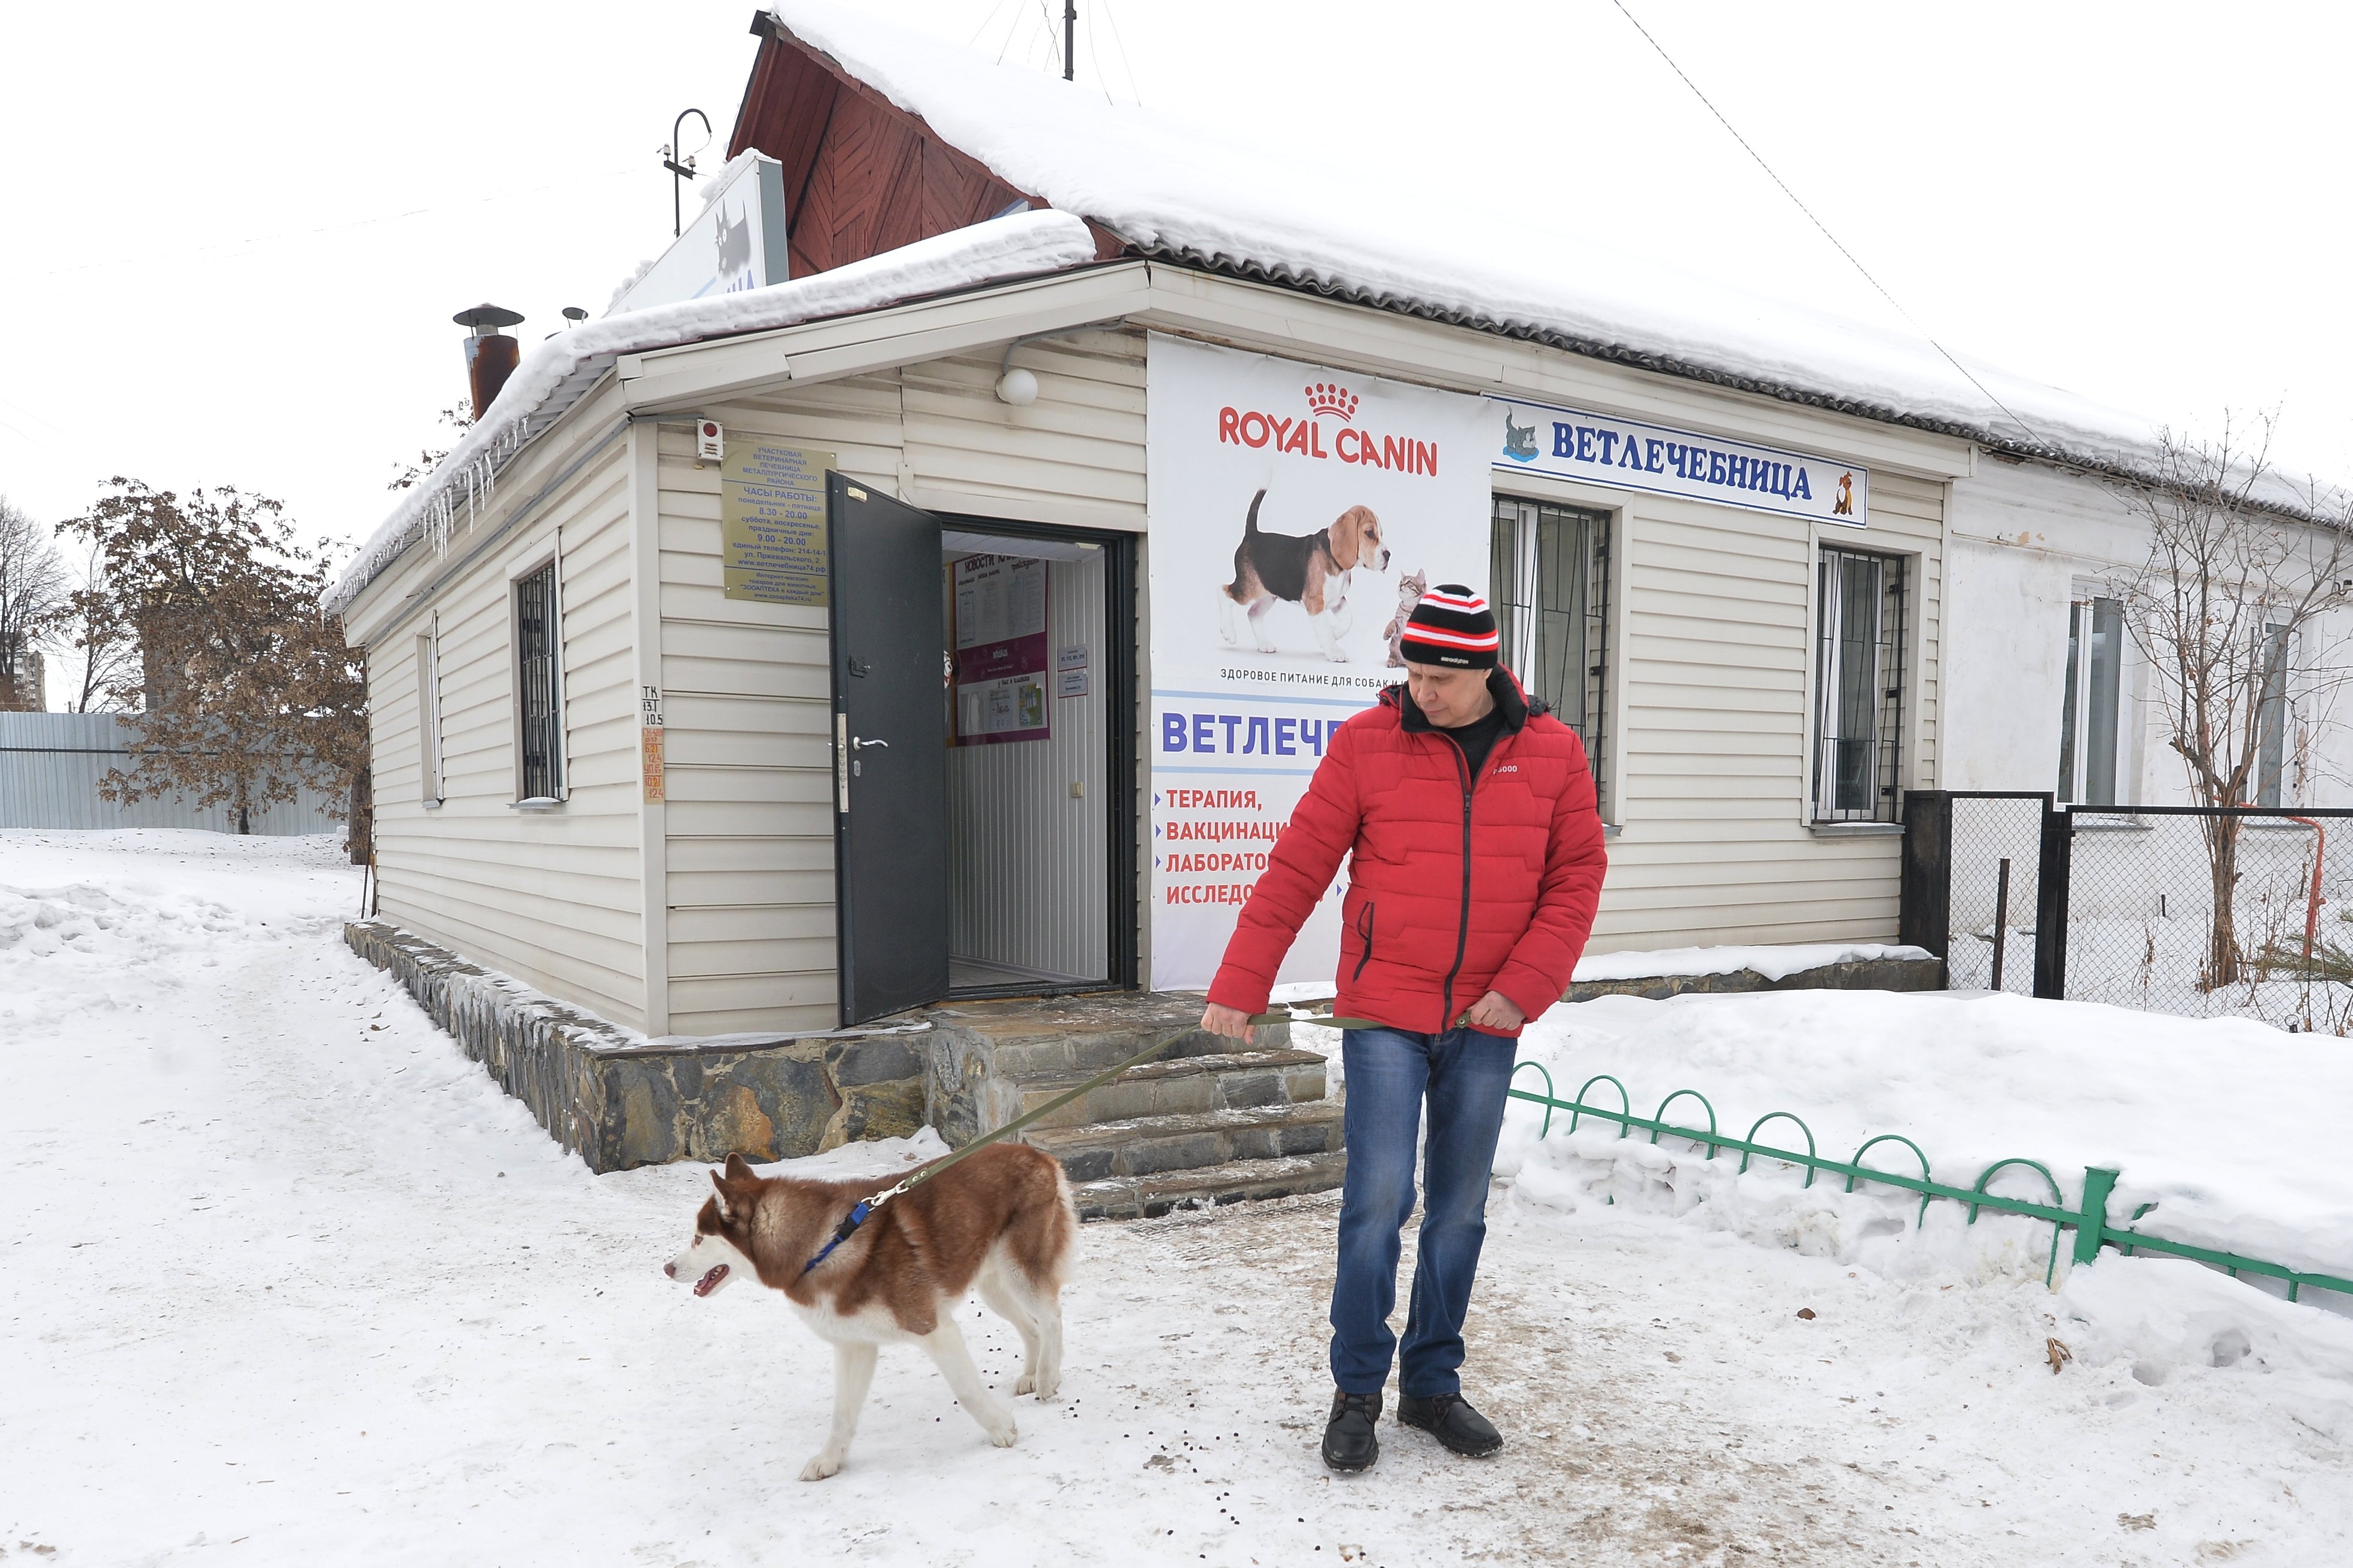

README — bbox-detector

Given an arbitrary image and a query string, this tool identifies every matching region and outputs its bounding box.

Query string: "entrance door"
[828,475,950,1023]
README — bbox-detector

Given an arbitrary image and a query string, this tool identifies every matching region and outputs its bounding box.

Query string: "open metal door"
[828,474,950,1023]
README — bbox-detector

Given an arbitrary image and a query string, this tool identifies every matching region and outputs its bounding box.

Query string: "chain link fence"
[1906,793,2353,1032]
[2061,807,2353,1029]
[1944,795,2044,996]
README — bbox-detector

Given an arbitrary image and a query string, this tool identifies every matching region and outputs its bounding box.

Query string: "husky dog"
[666,1144,1077,1481]
[1219,488,1390,662]
[1381,568,1430,668]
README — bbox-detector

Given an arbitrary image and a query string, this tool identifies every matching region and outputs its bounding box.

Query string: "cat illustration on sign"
[1382,569,1430,668]
[1501,408,1539,463]
[715,203,753,283]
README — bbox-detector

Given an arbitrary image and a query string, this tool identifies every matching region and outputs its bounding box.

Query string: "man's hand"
[1199,1002,1257,1046]
[1460,991,1525,1034]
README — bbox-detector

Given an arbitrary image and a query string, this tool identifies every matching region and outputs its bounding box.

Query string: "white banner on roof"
[1487,393,1867,527]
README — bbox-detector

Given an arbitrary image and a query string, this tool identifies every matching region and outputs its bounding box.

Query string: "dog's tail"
[1244,488,1266,534]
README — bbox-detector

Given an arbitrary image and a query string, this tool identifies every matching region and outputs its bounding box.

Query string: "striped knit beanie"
[1399,584,1499,670]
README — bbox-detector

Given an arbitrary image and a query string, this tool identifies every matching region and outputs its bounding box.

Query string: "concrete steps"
[1013,1048,1328,1129]
[1026,1099,1347,1182]
[915,992,1348,1215]
[1070,1150,1351,1221]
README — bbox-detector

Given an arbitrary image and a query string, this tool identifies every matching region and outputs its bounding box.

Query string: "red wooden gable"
[729,17,1125,278]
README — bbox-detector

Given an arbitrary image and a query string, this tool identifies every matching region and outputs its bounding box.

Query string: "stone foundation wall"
[1564,953,1946,1004]
[344,921,927,1173]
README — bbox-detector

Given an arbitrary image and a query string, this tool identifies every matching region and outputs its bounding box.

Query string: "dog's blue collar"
[799,1199,871,1276]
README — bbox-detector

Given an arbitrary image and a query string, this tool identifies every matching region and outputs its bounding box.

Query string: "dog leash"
[799,1005,1384,1274]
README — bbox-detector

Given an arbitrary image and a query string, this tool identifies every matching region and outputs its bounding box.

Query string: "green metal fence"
[1508,1062,2353,1304]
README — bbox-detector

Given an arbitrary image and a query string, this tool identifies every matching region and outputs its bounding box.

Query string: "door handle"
[852,736,890,750]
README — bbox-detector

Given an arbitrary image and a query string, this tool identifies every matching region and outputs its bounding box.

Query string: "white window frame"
[417,613,444,806]
[509,546,567,809]
[2057,591,2125,808]
[2256,621,2298,809]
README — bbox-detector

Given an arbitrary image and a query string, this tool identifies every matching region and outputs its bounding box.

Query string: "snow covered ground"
[6,832,2351,1566]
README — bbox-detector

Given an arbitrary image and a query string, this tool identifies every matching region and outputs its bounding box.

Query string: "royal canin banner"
[1488,393,1869,527]
[1145,334,1492,991]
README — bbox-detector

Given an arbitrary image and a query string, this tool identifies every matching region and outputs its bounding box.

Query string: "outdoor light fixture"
[996,366,1039,406]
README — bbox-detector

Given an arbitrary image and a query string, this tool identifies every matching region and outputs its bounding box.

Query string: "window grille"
[2057,595,2122,806]
[1491,497,1611,817]
[1811,546,1905,823]
[515,562,564,801]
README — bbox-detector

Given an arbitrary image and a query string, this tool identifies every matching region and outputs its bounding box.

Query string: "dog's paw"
[1014,1371,1038,1395]
[799,1451,844,1482]
[987,1416,1019,1448]
[1030,1376,1061,1401]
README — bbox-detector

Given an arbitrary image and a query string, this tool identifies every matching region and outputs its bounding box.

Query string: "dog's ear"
[709,1169,734,1219]
[1327,508,1361,570]
[724,1151,756,1181]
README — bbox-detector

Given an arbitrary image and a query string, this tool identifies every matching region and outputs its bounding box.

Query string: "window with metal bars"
[1811,545,1906,823]
[514,561,564,802]
[1490,497,1611,818]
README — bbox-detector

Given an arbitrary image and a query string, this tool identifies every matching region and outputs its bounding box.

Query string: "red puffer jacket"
[1206,670,1607,1038]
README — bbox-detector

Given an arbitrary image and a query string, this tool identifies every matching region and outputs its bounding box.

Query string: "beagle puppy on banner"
[1217,488,1390,663]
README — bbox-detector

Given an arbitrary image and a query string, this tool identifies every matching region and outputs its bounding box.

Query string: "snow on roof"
[324,208,1099,616]
[766,1,2328,511]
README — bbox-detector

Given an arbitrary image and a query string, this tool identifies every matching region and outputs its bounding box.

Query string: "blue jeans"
[1330,1026,1516,1398]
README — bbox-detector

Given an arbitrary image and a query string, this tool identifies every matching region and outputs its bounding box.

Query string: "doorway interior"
[939,519,1137,998]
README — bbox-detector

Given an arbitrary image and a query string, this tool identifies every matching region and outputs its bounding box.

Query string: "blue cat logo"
[1501,407,1539,463]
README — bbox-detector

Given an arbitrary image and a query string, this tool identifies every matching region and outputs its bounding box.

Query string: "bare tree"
[0,495,69,711]
[59,478,365,832]
[2115,414,2353,987]
[58,541,139,713]
[388,404,476,492]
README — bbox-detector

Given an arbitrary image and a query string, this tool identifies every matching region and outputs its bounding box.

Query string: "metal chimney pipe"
[453,303,526,419]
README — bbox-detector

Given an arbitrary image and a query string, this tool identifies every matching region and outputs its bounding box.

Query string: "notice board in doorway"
[720,440,835,606]
[953,553,1049,744]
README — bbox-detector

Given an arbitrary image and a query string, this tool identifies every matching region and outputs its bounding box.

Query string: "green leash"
[799,1007,1379,1269]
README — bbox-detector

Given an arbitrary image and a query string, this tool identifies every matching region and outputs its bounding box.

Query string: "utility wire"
[1606,0,2045,449]
[1098,0,1144,106]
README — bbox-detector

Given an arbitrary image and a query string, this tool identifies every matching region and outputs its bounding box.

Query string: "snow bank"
[1496,988,2353,1282]
[1490,987,2353,1428]
[324,209,1100,616]
[765,1,2334,511]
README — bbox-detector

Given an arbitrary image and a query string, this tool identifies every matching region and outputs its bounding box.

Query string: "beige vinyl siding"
[902,335,1148,529]
[657,331,1147,1035]
[361,432,648,1028]
[1577,464,1947,953]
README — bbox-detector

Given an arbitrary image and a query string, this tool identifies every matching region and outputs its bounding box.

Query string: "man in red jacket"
[1198,585,1607,1472]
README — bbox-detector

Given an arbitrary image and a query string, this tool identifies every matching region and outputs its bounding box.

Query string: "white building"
[329,2,2344,1060]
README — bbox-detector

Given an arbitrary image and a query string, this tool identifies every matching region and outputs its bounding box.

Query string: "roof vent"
[454,303,526,419]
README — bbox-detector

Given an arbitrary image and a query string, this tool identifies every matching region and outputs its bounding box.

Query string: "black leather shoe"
[1322,1389,1382,1471]
[1396,1392,1503,1456]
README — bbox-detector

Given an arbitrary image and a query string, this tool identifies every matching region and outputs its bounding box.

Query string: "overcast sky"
[3,1,2348,575]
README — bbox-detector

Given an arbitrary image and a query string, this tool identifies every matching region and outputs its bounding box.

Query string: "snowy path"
[4,833,2347,1566]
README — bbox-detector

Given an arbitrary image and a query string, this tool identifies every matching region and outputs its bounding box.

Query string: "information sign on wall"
[1488,393,1868,527]
[720,441,835,605]
[1145,334,1496,991]
[953,553,1050,744]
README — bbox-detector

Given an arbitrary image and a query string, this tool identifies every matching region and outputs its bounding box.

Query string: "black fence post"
[1900,790,1952,959]
[2034,802,2074,1000]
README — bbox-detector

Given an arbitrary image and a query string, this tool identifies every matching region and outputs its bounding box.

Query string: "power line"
[1606,0,2046,449]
